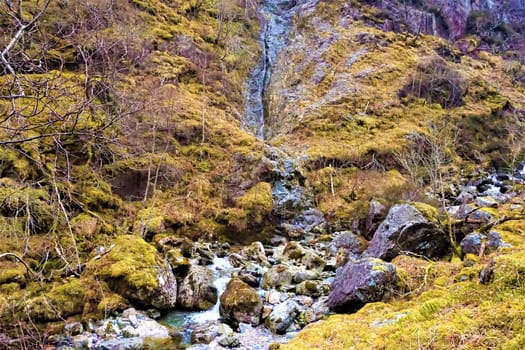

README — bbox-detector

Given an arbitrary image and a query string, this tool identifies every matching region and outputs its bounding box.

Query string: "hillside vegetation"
[0,0,524,349]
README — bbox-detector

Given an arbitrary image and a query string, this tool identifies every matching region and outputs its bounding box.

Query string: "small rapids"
[160,256,237,344]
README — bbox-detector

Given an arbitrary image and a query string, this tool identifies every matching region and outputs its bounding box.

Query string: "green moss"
[100,235,159,291]
[134,207,166,236]
[410,201,440,223]
[236,182,273,215]
[24,278,85,322]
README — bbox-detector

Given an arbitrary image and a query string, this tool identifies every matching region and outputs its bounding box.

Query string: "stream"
[159,1,324,347]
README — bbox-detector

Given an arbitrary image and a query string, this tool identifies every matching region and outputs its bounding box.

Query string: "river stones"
[177,265,218,310]
[265,300,302,334]
[262,265,294,290]
[219,278,263,327]
[328,257,397,312]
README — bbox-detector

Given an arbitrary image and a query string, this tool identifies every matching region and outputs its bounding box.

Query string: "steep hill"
[0,0,524,349]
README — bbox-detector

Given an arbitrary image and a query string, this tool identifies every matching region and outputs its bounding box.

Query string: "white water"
[187,256,236,324]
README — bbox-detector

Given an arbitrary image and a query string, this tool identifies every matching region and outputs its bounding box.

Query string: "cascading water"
[161,256,237,344]
[244,0,314,139]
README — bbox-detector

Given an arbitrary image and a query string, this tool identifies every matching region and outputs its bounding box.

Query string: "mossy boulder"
[328,257,397,312]
[364,203,450,261]
[24,278,85,322]
[219,278,262,327]
[262,265,294,291]
[87,235,177,309]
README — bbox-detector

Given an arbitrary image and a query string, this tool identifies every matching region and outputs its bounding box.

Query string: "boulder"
[177,265,217,310]
[262,265,294,290]
[219,278,263,327]
[460,232,484,255]
[364,203,450,261]
[328,257,397,312]
[88,235,177,309]
[265,300,302,334]
[352,199,387,239]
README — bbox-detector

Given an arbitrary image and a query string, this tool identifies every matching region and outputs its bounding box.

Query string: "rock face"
[364,203,450,261]
[219,278,263,327]
[328,258,397,312]
[177,265,217,310]
[89,235,177,309]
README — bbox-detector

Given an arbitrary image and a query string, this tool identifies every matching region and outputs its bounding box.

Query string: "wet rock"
[292,269,319,283]
[240,241,270,267]
[237,272,259,287]
[328,257,397,312]
[475,196,498,208]
[177,265,218,311]
[460,232,484,255]
[191,321,219,344]
[122,308,138,327]
[197,246,215,266]
[64,322,83,336]
[262,265,294,290]
[364,203,450,261]
[87,235,177,309]
[265,300,302,334]
[229,253,247,268]
[220,278,263,327]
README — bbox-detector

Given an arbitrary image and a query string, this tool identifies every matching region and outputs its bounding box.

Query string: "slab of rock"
[328,257,397,312]
[364,203,449,261]
[177,265,217,310]
[219,278,263,327]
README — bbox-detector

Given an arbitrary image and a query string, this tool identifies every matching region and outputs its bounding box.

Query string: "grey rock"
[475,196,498,208]
[97,338,144,350]
[262,265,293,290]
[460,232,485,255]
[486,230,509,253]
[177,265,218,310]
[265,300,302,334]
[191,321,219,344]
[328,257,397,312]
[365,203,449,261]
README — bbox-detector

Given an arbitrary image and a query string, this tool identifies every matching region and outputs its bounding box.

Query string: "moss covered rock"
[24,278,85,322]
[87,235,177,309]
[219,277,262,328]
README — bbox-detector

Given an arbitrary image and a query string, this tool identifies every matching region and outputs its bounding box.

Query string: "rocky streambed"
[48,163,525,349]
